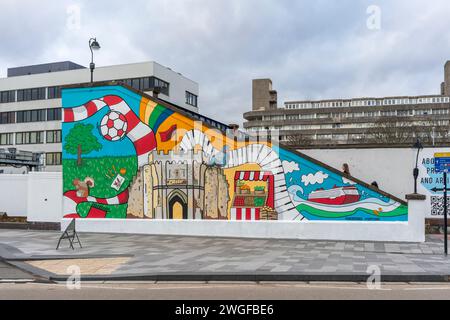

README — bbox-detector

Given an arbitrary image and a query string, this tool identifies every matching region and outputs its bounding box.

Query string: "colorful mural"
[62,85,408,222]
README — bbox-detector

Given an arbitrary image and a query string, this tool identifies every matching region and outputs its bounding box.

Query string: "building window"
[16,131,44,145]
[0,112,15,124]
[153,77,170,96]
[46,152,62,166]
[46,130,62,144]
[186,91,198,107]
[17,88,46,102]
[17,109,46,123]
[0,133,14,146]
[119,77,170,96]
[47,108,62,121]
[0,91,15,103]
[47,86,61,99]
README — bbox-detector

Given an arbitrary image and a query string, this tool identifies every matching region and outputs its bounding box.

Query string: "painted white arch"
[179,129,301,220]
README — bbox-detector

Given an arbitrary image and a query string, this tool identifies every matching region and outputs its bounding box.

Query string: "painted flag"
[159,124,178,142]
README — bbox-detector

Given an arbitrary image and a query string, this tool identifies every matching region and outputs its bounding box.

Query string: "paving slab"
[0,229,449,282]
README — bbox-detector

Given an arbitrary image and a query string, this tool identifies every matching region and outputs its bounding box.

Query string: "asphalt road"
[1,282,450,300]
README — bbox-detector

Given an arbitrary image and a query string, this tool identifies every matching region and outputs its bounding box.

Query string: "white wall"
[299,148,416,200]
[0,172,62,221]
[61,196,425,242]
[27,172,62,223]
[0,174,28,216]
[0,170,425,242]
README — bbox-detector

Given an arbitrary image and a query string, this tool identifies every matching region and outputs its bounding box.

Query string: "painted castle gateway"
[127,150,229,220]
[61,84,408,224]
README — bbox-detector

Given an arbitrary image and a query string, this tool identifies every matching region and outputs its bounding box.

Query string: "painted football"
[100,111,128,141]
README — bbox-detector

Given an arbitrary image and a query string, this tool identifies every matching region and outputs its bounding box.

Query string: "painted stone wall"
[62,85,408,222]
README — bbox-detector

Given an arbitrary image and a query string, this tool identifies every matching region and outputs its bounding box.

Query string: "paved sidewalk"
[0,261,35,281]
[0,230,449,281]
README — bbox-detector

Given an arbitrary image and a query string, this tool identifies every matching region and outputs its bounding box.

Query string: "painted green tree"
[64,124,102,166]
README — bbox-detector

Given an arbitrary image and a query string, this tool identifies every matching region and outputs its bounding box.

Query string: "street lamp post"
[413,139,423,194]
[89,38,101,83]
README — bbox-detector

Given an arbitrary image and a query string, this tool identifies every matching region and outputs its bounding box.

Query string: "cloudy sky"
[1,0,450,125]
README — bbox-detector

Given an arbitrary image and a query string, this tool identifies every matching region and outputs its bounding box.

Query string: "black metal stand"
[56,219,82,250]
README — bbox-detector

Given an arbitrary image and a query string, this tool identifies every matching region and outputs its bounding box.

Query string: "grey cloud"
[1,0,450,126]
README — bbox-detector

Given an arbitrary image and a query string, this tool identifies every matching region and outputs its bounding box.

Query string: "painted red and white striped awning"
[235,171,273,181]
[231,208,261,221]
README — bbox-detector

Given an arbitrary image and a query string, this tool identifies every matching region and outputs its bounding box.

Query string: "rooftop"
[7,61,86,77]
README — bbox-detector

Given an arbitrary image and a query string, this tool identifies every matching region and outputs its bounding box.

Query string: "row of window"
[0,108,62,125]
[280,131,450,142]
[248,120,450,132]
[0,74,172,103]
[186,91,198,107]
[46,152,62,166]
[0,130,61,146]
[120,76,170,96]
[17,88,46,102]
[0,91,15,103]
[259,108,450,122]
[285,96,450,110]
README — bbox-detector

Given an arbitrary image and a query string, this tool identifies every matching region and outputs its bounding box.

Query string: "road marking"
[261,283,393,291]
[403,287,450,291]
[0,279,35,283]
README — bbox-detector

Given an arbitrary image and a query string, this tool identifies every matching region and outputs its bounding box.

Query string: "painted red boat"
[308,186,360,205]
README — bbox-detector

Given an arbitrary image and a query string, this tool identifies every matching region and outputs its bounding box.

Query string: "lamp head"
[89,38,101,50]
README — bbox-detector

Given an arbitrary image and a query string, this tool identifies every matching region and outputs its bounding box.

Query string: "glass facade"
[17,87,46,102]
[46,130,62,144]
[0,112,15,124]
[45,152,62,166]
[0,91,15,103]
[0,133,13,145]
[186,91,198,107]
[47,86,61,99]
[47,108,62,121]
[120,76,170,96]
[16,131,45,145]
[17,109,46,123]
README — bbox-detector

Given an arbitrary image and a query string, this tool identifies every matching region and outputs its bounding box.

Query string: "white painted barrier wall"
[61,196,425,243]
[0,171,425,242]
[0,175,28,217]
[27,172,62,223]
[0,172,62,221]
[300,148,417,199]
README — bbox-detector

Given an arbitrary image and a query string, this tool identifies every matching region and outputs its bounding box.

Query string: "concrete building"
[252,79,278,111]
[244,62,450,149]
[0,61,199,173]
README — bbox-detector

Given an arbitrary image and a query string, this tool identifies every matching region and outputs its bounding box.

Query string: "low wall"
[62,196,425,242]
[0,175,28,217]
[27,172,62,223]
[0,172,62,221]
[300,148,415,200]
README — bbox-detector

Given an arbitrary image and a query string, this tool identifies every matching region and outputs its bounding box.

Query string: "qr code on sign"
[431,196,450,216]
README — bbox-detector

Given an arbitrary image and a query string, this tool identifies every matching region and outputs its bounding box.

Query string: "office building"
[244,62,450,149]
[0,61,199,172]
